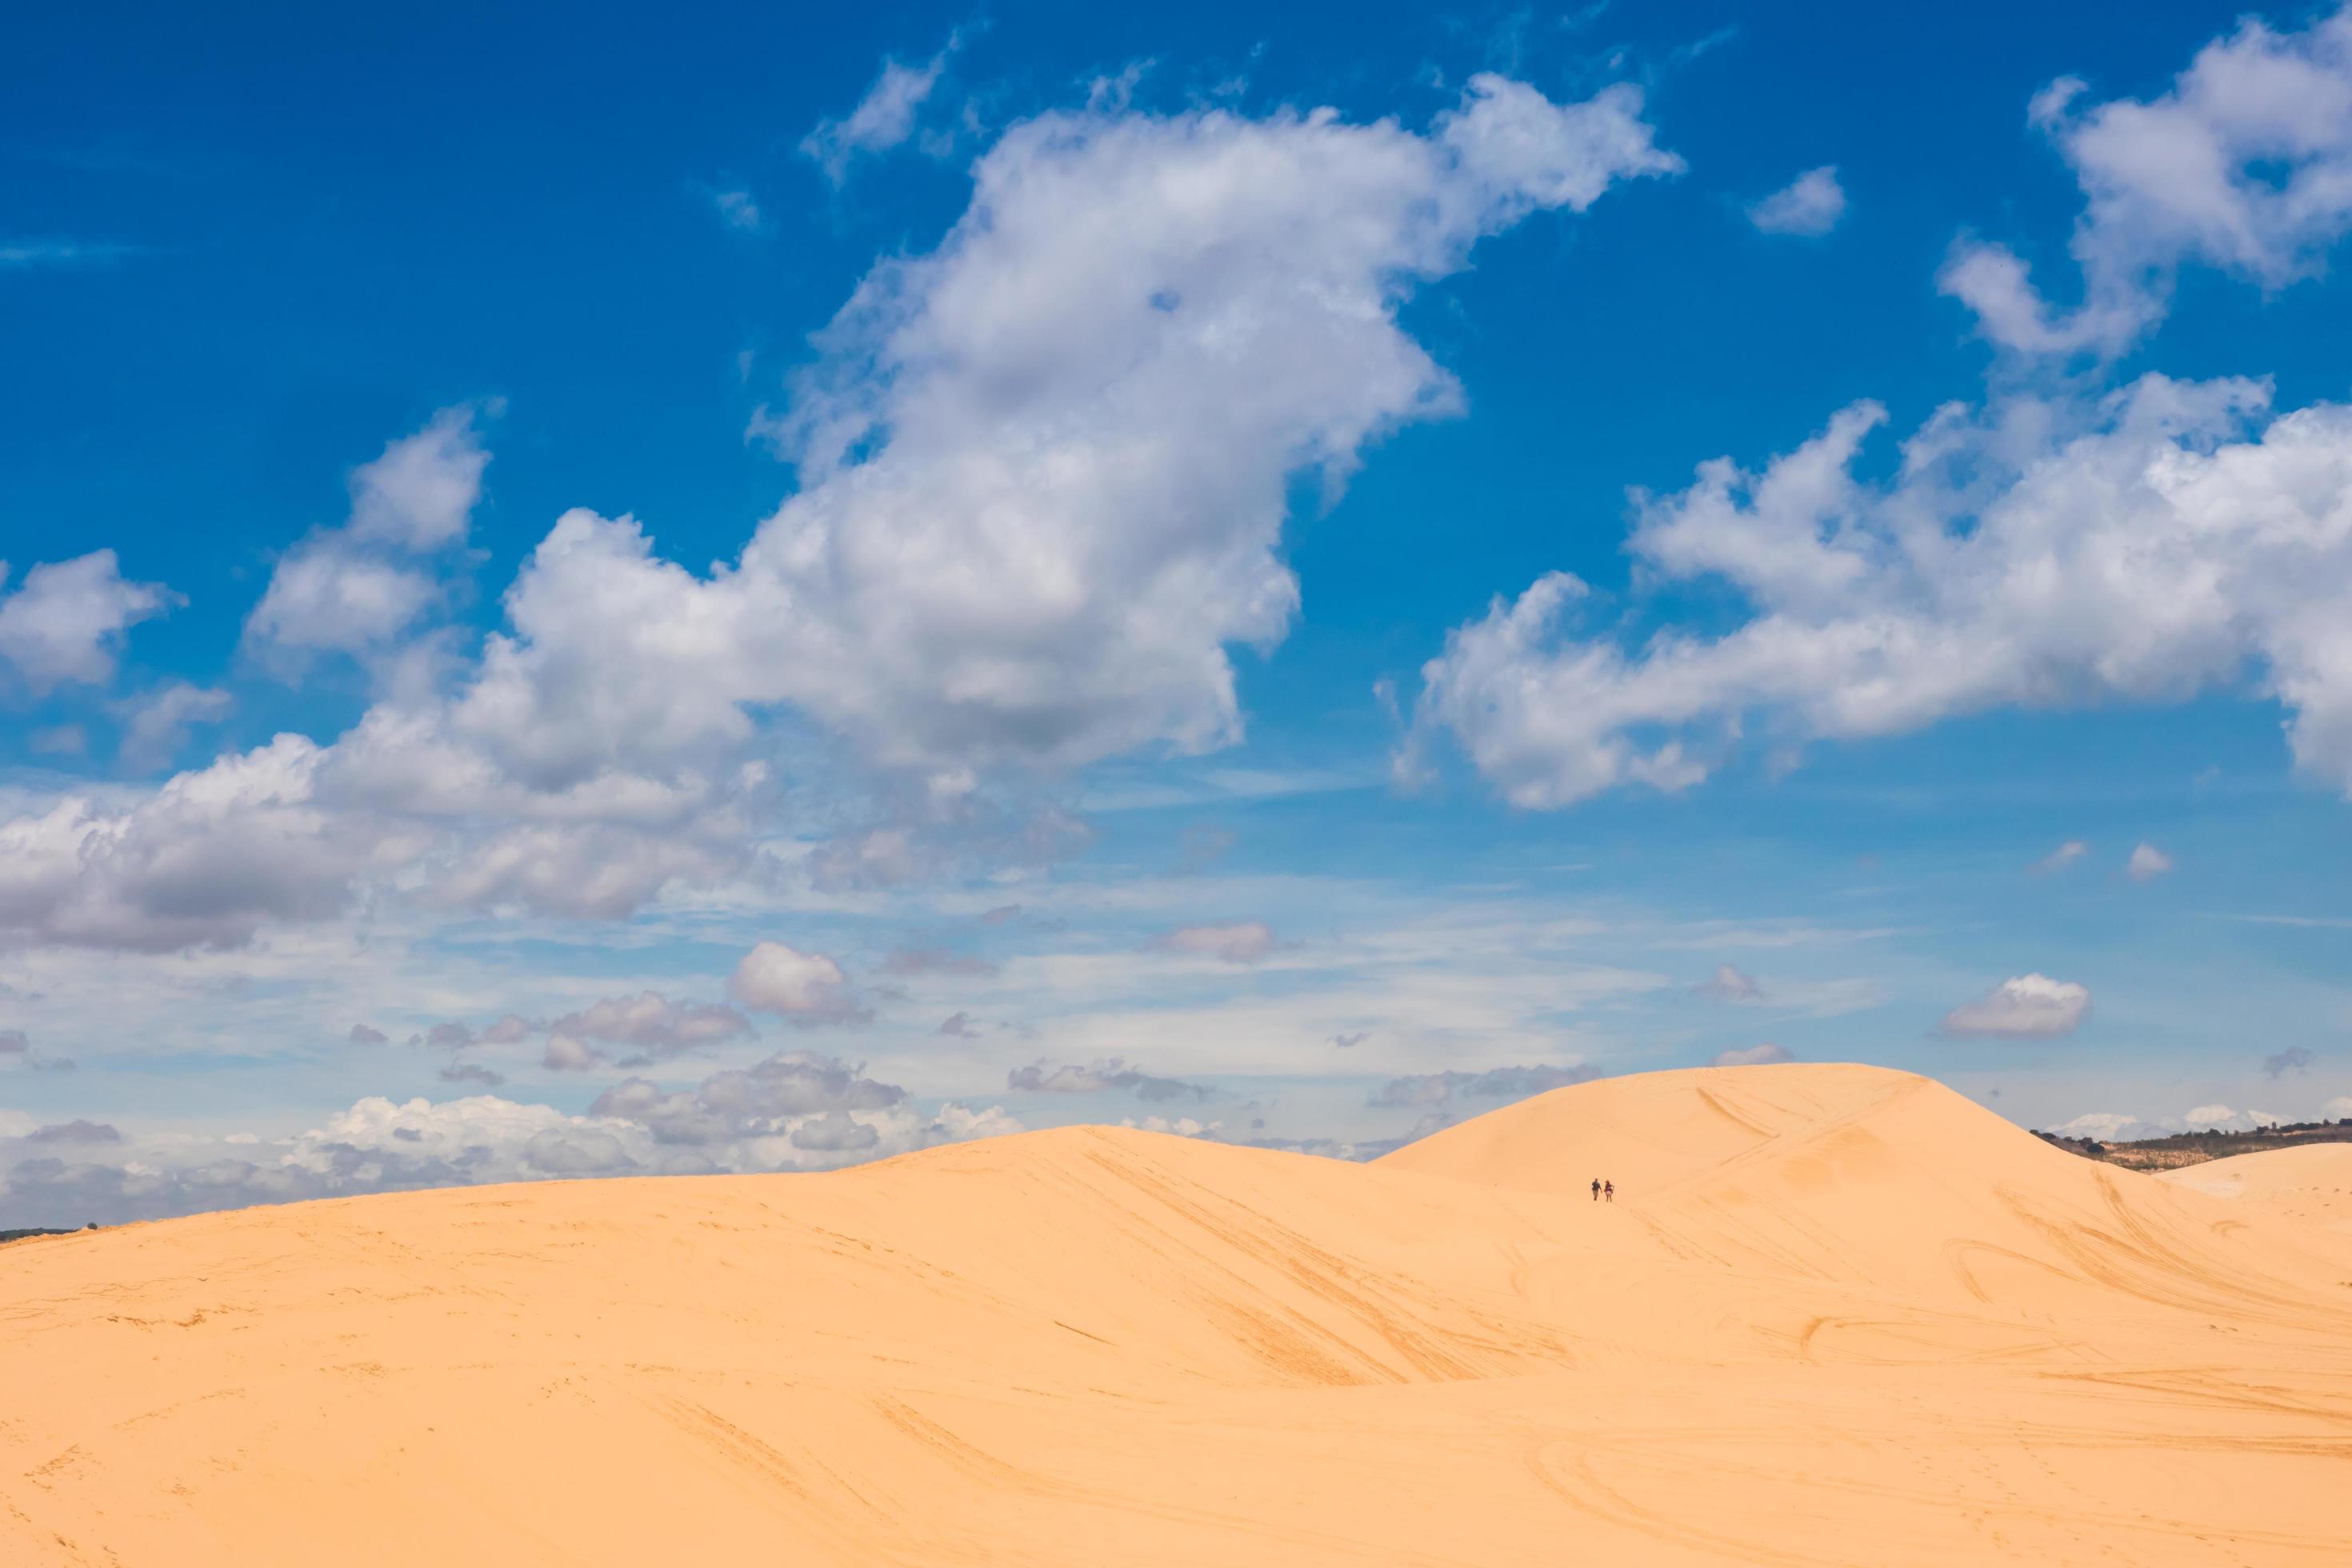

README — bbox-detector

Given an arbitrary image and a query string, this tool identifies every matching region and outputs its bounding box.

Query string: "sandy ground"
[2159,1142,2352,1237]
[4,1062,2350,1565]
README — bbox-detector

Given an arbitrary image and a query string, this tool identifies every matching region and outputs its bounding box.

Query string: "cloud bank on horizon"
[6,3,2352,1223]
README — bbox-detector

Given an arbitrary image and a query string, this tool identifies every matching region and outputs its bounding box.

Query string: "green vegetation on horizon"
[2035,1121,2352,1172]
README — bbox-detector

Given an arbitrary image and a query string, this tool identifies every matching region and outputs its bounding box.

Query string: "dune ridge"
[5,1063,2350,1564]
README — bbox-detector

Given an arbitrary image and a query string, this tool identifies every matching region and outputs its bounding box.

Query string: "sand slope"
[2159,1142,2352,1236]
[5,1064,2350,1565]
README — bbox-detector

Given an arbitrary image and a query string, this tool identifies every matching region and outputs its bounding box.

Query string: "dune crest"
[6,1063,2350,1564]
[1380,1060,1930,1194]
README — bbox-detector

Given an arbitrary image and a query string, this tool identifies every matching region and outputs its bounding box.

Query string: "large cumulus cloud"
[0,72,1674,953]
[1406,376,2352,806]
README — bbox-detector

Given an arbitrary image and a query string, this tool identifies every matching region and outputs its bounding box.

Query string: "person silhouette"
[1590,1178,1601,1202]
[1603,1180,1614,1203]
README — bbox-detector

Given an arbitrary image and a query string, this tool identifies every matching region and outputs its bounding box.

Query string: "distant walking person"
[1604,1180,1614,1203]
[1590,1178,1601,1202]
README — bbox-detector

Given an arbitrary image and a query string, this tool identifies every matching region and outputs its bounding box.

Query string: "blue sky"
[6,1,2352,1222]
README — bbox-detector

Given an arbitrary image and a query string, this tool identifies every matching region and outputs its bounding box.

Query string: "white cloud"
[2127,842,2175,881]
[550,991,752,1058]
[1942,973,2091,1038]
[0,550,173,694]
[802,802,1094,895]
[587,1050,1018,1163]
[1710,1042,1792,1066]
[1942,7,2352,354]
[2182,1102,2283,1131]
[347,405,491,550]
[1747,166,1844,236]
[1120,1114,1222,1138]
[0,1093,634,1226]
[0,75,1674,953]
[301,1094,634,1173]
[1405,376,2352,806]
[26,1118,121,1146]
[246,406,490,657]
[748,72,1678,780]
[729,941,863,1024]
[243,550,439,655]
[1696,963,1762,1002]
[976,901,1671,1083]
[2262,1046,2314,1078]
[422,816,747,922]
[1006,1056,1203,1102]
[0,648,767,949]
[115,681,232,770]
[541,1034,605,1072]
[29,725,85,756]
[710,188,762,231]
[801,35,959,183]
[790,1108,878,1152]
[2033,840,2090,874]
[2325,1094,2352,1120]
[810,826,932,891]
[2047,1110,2153,1141]
[0,238,137,269]
[1367,1063,1597,1108]
[0,735,389,952]
[885,948,998,978]
[1153,921,1279,964]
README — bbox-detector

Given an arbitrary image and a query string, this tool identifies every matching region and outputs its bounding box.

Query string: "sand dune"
[2160,1142,2352,1237]
[5,1064,2350,1564]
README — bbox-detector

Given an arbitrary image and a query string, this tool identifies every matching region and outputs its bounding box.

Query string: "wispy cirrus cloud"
[800,31,963,184]
[0,238,141,269]
[2261,1046,2313,1078]
[1695,963,1762,1002]
[1711,1043,1793,1067]
[2032,840,2089,874]
[1366,1062,1597,1109]
[1152,922,1281,965]
[709,187,762,231]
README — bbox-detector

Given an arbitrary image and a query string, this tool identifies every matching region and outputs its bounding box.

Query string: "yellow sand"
[2159,1141,2352,1237]
[5,1062,2350,1565]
